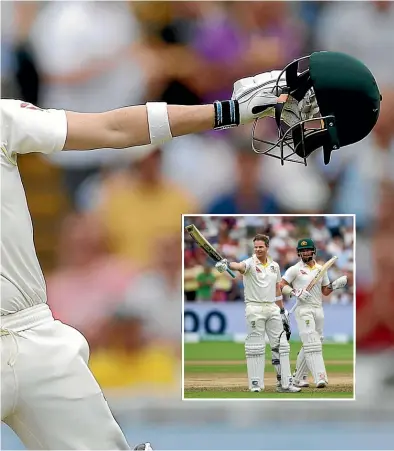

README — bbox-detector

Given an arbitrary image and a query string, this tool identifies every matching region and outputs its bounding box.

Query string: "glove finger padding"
[232,70,303,129]
[332,275,348,290]
[215,259,229,273]
[232,71,289,125]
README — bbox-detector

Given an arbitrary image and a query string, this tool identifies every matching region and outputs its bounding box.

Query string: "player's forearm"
[276,286,284,309]
[110,104,215,145]
[322,286,333,296]
[228,262,246,273]
[168,105,215,137]
[64,104,215,151]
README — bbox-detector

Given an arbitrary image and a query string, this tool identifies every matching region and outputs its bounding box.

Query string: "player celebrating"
[215,234,300,393]
[0,49,380,448]
[280,239,348,388]
[1,68,310,449]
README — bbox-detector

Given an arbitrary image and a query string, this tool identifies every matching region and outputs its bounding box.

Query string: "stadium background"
[1,0,393,448]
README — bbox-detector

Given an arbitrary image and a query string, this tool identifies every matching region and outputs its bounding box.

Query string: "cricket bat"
[185,224,236,278]
[289,256,338,313]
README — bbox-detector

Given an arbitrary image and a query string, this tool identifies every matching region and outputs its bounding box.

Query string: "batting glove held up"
[215,259,229,274]
[231,70,302,128]
[330,275,348,290]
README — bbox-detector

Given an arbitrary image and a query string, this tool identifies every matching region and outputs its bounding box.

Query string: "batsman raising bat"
[215,234,300,394]
[280,239,348,388]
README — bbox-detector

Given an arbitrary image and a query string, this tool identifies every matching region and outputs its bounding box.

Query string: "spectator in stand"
[212,271,234,303]
[94,144,198,269]
[122,234,182,350]
[196,265,216,301]
[315,2,394,229]
[207,146,280,215]
[184,256,202,301]
[316,1,394,89]
[88,303,177,391]
[327,236,345,259]
[309,217,332,244]
[28,1,147,205]
[216,219,240,257]
[46,212,135,349]
[182,1,305,103]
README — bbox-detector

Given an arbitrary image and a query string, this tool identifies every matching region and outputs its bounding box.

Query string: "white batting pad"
[279,332,292,389]
[302,332,328,384]
[294,347,309,381]
[245,331,266,390]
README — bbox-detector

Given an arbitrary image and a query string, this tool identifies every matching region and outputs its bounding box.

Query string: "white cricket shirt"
[282,260,330,308]
[1,99,67,314]
[242,255,281,303]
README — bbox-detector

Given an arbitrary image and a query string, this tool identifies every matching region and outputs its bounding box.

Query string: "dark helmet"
[252,51,382,165]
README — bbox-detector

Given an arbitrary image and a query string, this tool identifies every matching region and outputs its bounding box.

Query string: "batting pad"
[245,332,266,390]
[302,332,328,384]
[294,347,309,381]
[279,332,292,389]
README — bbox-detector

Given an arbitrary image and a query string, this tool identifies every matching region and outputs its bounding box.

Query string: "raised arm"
[4,70,288,157]
[64,104,215,151]
[1,69,290,161]
[64,70,286,150]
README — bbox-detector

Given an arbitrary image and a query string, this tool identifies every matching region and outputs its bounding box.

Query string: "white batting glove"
[330,275,348,290]
[292,288,312,302]
[232,71,300,126]
[215,259,229,274]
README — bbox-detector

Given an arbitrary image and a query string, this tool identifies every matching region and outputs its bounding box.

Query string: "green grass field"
[184,341,354,399]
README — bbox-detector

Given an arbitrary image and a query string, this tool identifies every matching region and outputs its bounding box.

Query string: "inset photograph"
[182,215,355,400]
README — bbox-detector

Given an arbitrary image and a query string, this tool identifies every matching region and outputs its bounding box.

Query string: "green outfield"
[184,341,354,399]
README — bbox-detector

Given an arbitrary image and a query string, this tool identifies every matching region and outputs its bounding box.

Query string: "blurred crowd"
[184,216,354,305]
[1,1,393,394]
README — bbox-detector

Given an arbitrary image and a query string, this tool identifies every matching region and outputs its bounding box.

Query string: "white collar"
[253,254,272,266]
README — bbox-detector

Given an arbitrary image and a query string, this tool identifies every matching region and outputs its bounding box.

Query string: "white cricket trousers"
[1,304,130,450]
[245,302,283,345]
[295,305,324,339]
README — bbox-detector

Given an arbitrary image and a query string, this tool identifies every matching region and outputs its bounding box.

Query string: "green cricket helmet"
[297,238,316,262]
[297,238,316,252]
[251,51,382,165]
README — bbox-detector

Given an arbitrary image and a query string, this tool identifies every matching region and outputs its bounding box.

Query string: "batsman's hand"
[331,275,348,290]
[232,70,301,126]
[292,288,312,302]
[280,308,291,340]
[232,71,281,125]
[215,259,229,274]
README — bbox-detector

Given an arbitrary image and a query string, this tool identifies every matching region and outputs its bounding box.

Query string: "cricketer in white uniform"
[0,78,281,449]
[280,238,348,388]
[216,234,300,393]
